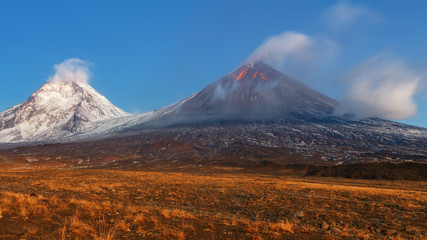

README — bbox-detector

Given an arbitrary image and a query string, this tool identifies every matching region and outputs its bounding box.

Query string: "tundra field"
[0,166,425,240]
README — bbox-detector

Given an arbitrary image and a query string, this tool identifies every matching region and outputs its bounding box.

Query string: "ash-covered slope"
[0,80,130,143]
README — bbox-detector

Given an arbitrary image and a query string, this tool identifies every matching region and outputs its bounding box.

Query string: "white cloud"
[246,31,315,66]
[325,1,379,29]
[336,54,423,120]
[48,58,90,84]
[245,31,338,79]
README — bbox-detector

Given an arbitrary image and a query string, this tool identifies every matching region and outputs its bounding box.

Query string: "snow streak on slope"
[0,81,130,143]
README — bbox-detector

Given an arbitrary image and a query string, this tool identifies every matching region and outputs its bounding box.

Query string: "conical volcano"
[155,62,337,125]
[0,80,130,143]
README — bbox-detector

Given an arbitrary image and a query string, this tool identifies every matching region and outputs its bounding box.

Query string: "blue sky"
[0,0,426,127]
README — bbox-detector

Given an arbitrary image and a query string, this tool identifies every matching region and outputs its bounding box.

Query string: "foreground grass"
[0,167,425,239]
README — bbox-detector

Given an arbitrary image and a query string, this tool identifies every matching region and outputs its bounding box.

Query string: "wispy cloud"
[336,54,423,120]
[246,31,315,66]
[325,1,380,30]
[246,31,338,79]
[48,58,91,84]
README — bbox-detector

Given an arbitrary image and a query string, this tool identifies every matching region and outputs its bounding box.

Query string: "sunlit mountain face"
[0,80,129,143]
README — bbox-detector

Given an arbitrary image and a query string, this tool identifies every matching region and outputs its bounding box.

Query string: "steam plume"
[212,82,238,102]
[48,58,90,84]
[336,54,423,120]
[245,31,337,80]
[246,31,315,66]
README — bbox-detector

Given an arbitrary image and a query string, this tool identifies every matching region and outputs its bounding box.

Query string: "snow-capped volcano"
[0,80,130,143]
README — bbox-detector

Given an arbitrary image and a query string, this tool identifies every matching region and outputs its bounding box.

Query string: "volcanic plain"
[0,165,425,240]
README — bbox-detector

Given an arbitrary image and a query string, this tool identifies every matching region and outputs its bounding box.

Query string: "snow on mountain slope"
[0,80,130,143]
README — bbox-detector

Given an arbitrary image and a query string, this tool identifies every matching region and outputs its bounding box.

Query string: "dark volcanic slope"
[149,62,338,126]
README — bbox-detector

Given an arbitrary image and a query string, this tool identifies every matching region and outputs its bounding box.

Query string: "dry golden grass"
[0,167,424,239]
[92,220,116,240]
[269,219,293,233]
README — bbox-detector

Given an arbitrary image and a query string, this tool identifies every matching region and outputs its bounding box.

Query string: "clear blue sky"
[1,0,426,127]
